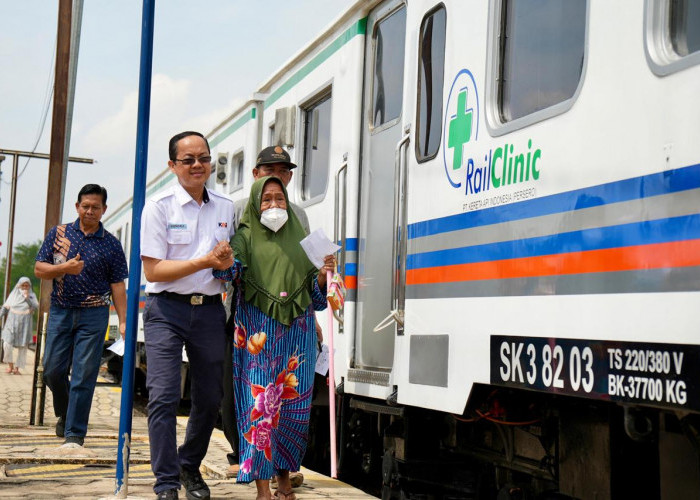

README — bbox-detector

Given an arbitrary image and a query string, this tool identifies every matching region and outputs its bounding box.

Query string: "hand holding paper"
[107,337,125,357]
[300,229,341,269]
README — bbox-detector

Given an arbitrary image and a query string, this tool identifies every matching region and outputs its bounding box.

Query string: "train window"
[268,123,276,146]
[372,6,407,129]
[229,153,244,193]
[646,0,700,74]
[301,93,332,202]
[497,0,586,122]
[416,6,446,162]
[670,0,700,56]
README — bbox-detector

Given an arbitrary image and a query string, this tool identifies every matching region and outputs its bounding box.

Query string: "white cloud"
[82,74,191,156]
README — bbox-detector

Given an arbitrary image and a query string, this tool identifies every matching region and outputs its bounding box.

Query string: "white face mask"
[260,207,288,232]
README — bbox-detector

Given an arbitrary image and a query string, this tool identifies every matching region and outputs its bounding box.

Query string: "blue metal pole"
[115,0,155,495]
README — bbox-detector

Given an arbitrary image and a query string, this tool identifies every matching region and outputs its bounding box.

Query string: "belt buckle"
[190,295,204,306]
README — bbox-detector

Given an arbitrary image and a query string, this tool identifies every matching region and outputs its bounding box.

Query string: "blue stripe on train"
[407,163,700,240]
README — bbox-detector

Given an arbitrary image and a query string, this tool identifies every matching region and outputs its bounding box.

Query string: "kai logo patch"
[218,222,228,228]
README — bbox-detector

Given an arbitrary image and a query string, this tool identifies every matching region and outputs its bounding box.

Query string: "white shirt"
[140,183,234,295]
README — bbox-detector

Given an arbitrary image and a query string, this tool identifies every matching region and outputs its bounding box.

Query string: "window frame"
[645,0,700,75]
[229,150,245,194]
[298,87,333,207]
[415,3,447,164]
[369,2,408,135]
[268,122,276,147]
[484,0,589,137]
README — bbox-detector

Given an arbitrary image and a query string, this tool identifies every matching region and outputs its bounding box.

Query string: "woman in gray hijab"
[2,277,39,374]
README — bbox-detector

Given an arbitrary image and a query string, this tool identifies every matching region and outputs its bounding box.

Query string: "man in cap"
[231,145,309,231]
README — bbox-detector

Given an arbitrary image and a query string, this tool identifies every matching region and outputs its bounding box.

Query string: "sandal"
[274,490,297,500]
[12,368,20,375]
[5,366,12,373]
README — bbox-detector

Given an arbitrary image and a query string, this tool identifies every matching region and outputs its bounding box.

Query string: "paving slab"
[0,350,376,499]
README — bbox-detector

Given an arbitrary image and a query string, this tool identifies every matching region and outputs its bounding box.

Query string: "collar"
[72,218,105,238]
[173,182,210,206]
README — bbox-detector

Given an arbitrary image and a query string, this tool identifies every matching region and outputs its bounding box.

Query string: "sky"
[0,0,348,250]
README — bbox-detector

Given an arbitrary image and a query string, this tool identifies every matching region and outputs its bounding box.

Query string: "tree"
[0,240,42,302]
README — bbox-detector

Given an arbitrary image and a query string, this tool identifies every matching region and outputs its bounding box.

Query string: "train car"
[106,1,700,498]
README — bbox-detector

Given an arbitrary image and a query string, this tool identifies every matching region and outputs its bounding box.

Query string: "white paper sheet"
[300,228,341,269]
[107,337,125,356]
[315,343,330,376]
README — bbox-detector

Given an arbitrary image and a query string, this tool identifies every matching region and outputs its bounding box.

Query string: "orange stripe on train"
[406,239,700,285]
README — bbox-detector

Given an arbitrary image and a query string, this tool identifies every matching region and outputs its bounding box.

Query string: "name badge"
[168,223,187,230]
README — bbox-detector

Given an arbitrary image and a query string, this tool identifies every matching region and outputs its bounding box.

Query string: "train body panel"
[104,1,700,497]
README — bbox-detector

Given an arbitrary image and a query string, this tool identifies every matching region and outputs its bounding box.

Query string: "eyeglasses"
[173,156,212,167]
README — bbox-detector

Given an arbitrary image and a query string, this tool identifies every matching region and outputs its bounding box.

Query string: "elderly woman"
[2,277,39,374]
[216,176,334,500]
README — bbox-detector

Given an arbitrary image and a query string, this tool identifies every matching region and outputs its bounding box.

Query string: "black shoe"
[55,416,65,438]
[180,467,210,500]
[156,489,179,500]
[64,435,84,446]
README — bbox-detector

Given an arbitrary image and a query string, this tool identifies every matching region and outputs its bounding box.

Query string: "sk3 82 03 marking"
[491,336,700,410]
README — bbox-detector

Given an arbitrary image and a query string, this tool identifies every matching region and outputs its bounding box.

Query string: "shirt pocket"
[214,227,230,243]
[167,230,193,245]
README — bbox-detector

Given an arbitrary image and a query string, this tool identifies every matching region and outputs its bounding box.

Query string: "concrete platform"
[0,349,375,499]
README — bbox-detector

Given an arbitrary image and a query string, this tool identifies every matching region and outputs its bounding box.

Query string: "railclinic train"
[104,1,700,498]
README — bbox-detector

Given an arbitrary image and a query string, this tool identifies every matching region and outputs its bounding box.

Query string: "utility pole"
[30,0,78,426]
[47,0,72,236]
[0,149,93,302]
[0,149,92,367]
[4,154,19,304]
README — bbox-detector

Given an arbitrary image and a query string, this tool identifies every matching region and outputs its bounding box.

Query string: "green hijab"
[231,177,317,326]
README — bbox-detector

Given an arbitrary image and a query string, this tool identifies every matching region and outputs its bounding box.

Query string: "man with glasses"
[140,131,235,500]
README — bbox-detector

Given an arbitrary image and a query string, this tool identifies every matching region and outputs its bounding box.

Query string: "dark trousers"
[221,333,239,465]
[143,295,226,493]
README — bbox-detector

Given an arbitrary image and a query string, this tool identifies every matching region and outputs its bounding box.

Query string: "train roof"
[206,0,375,140]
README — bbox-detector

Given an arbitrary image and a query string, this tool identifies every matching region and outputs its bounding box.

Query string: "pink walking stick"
[326,269,338,478]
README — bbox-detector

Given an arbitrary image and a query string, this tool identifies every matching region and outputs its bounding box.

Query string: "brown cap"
[255,146,297,169]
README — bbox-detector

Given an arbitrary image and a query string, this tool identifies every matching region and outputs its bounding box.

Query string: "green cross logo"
[447,89,473,170]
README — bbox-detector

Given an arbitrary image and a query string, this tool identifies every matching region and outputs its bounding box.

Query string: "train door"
[354,1,407,373]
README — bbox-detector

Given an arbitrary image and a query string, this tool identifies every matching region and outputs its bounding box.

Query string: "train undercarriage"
[315,384,700,500]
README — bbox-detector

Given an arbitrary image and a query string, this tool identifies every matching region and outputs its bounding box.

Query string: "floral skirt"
[231,300,317,482]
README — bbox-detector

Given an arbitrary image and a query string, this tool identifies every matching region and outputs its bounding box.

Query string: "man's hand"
[63,254,84,275]
[119,322,126,339]
[210,241,234,270]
